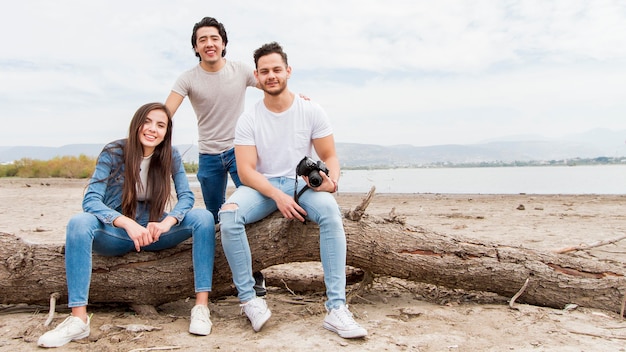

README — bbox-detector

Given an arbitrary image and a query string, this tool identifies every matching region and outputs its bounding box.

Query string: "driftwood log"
[1,189,625,314]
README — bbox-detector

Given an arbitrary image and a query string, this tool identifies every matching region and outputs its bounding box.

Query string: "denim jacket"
[82,139,194,225]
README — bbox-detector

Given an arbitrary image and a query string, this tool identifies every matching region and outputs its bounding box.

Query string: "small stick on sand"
[128,346,182,352]
[509,278,530,310]
[553,233,626,254]
[43,292,61,326]
[566,329,626,340]
[619,294,626,320]
[281,279,296,296]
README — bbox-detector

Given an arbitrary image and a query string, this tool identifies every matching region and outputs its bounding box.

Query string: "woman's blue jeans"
[64,208,215,308]
[219,177,347,310]
[197,148,242,222]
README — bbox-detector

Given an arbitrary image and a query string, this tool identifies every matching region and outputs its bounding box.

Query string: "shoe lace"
[54,316,81,334]
[240,299,264,318]
[193,306,210,322]
[333,306,360,327]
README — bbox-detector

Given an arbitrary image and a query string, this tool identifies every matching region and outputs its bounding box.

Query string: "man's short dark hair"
[253,42,288,68]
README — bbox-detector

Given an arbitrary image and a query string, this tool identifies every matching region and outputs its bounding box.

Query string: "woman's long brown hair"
[122,102,174,221]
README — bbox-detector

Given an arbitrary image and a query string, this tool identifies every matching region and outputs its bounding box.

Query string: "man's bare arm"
[165,91,185,117]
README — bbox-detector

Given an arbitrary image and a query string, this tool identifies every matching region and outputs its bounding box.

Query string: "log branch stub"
[345,186,375,221]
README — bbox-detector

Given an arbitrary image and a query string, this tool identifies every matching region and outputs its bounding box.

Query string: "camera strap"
[293,175,311,224]
[293,176,311,205]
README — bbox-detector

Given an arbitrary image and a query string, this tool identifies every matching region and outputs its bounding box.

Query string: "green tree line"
[0,156,199,178]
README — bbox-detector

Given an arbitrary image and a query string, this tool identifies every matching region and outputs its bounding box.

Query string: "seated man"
[218,41,367,339]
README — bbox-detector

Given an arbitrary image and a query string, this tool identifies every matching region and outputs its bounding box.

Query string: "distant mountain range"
[2,128,625,168]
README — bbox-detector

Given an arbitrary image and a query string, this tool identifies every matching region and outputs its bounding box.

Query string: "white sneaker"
[189,305,212,335]
[323,305,367,339]
[240,297,271,332]
[37,315,90,348]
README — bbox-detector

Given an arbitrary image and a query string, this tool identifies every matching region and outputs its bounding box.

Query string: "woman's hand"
[124,220,153,252]
[147,217,176,243]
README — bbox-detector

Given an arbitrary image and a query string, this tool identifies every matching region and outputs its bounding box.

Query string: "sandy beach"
[1,177,625,351]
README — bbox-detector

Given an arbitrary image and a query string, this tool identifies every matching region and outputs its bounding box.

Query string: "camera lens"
[309,170,323,187]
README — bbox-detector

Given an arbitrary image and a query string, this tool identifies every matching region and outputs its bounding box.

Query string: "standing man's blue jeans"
[64,208,215,308]
[219,177,347,311]
[197,148,242,222]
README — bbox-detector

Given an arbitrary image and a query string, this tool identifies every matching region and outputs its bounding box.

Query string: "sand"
[1,177,625,351]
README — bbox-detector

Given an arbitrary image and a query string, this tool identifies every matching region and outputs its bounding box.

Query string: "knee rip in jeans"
[220,203,238,212]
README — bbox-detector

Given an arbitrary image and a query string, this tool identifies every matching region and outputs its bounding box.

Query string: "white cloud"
[1,0,626,148]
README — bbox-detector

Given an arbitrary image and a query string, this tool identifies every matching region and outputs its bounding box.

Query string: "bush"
[0,155,97,179]
[0,156,198,179]
[184,162,199,174]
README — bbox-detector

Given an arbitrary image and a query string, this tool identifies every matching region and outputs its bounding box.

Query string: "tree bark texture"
[1,206,624,314]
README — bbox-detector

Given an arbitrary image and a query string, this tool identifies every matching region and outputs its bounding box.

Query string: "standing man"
[165,16,255,224]
[219,42,367,339]
[165,17,266,295]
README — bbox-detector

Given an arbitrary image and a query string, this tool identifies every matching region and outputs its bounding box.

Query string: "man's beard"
[262,81,286,96]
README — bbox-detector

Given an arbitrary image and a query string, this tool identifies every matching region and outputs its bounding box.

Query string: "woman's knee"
[66,213,98,233]
[66,213,98,243]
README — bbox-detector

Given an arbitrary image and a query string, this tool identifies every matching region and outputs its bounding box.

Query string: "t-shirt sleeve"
[171,71,190,97]
[235,61,257,88]
[234,111,256,146]
[245,65,257,88]
[310,102,333,139]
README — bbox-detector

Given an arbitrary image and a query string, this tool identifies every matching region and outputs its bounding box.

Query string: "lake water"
[189,165,626,195]
[338,165,626,194]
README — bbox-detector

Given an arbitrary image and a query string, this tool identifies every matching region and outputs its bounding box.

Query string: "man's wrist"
[331,179,338,193]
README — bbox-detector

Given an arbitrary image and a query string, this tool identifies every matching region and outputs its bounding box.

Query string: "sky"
[2,0,626,148]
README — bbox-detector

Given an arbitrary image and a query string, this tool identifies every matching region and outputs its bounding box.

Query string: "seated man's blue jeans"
[198,148,242,222]
[219,177,347,311]
[64,207,215,308]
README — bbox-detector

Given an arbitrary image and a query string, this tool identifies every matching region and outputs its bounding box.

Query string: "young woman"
[38,102,215,348]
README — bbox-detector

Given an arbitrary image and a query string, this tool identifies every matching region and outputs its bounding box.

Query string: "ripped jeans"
[218,177,347,310]
[197,148,241,223]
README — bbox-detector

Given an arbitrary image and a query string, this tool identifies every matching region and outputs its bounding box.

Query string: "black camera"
[296,156,329,188]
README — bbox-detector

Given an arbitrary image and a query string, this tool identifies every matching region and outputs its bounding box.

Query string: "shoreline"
[2,177,625,256]
[5,175,626,195]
